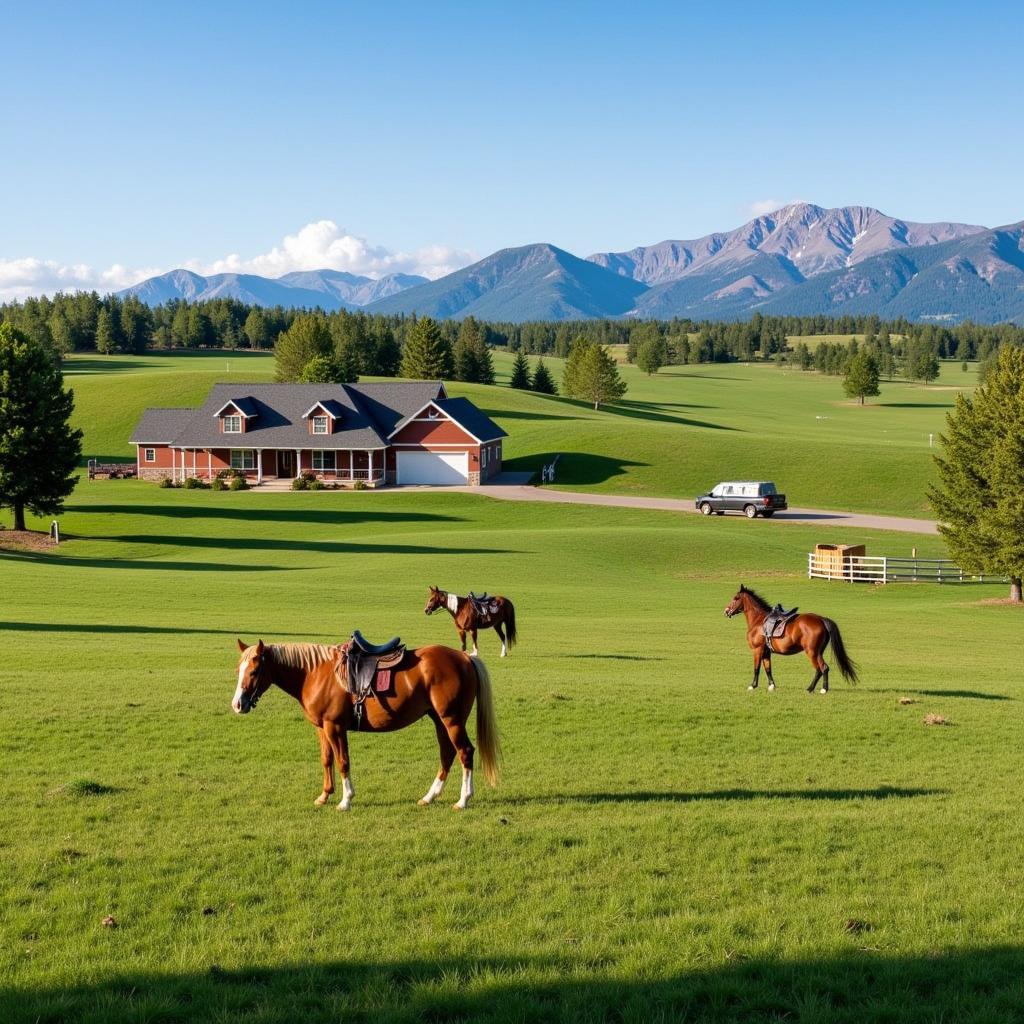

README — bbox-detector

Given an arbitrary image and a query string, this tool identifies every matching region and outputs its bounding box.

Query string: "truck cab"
[696,481,787,519]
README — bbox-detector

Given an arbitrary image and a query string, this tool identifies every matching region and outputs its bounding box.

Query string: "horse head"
[424,586,446,616]
[724,585,746,618]
[232,639,272,714]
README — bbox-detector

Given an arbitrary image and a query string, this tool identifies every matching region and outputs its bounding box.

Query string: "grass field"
[1,474,1021,1022]
[66,350,974,517]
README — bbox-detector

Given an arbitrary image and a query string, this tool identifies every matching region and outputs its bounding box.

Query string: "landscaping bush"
[183,476,207,490]
[210,477,225,491]
[229,475,248,491]
[353,479,367,491]
[216,468,232,479]
[301,471,317,482]
[291,477,308,491]
[158,477,175,489]
[309,478,324,491]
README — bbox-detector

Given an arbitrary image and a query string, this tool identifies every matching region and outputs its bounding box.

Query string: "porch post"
[208,449,212,480]
[257,448,263,484]
[171,447,176,482]
[295,449,301,479]
[369,448,374,482]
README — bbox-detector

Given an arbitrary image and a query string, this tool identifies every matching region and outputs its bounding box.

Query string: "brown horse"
[424,586,517,658]
[231,639,500,810]
[724,585,859,693]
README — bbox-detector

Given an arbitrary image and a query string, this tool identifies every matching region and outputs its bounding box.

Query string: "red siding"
[391,418,476,445]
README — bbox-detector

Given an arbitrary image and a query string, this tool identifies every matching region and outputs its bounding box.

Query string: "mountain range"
[119,204,1024,323]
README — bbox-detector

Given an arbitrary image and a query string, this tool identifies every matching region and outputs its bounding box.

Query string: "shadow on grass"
[878,401,956,408]
[570,654,666,662]
[480,407,578,422]
[4,948,1020,1023]
[510,786,945,806]
[62,358,156,374]
[66,504,465,526]
[873,688,1014,702]
[0,550,291,572]
[502,389,736,430]
[90,534,518,556]
[0,621,312,638]
[503,452,647,485]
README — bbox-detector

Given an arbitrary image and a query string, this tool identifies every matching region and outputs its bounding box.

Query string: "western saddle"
[468,592,497,618]
[763,604,798,643]
[336,630,406,728]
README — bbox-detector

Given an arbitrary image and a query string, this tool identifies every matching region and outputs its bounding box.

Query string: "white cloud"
[0,221,474,302]
[747,198,787,217]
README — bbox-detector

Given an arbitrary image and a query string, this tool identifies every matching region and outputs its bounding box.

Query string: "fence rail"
[807,552,1001,584]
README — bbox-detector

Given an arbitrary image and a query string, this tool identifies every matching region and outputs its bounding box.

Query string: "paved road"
[455,478,938,535]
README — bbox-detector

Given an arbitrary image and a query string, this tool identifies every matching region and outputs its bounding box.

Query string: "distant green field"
[3,478,1020,1023]
[786,333,906,350]
[66,350,973,518]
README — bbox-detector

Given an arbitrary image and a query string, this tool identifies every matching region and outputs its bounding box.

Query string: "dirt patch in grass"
[924,714,952,726]
[975,598,1024,607]
[0,529,59,553]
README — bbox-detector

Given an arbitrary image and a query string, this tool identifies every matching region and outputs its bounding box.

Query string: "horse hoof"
[819,689,828,695]
[314,794,329,806]
[748,685,756,691]
[417,798,431,806]
[337,802,351,812]
[452,803,467,812]
[768,684,776,692]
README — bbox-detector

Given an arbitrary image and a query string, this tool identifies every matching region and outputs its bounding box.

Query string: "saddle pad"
[375,669,393,693]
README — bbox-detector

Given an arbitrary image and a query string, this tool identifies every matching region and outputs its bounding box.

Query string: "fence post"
[882,556,888,583]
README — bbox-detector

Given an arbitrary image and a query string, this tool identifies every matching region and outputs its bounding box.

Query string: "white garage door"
[397,450,469,485]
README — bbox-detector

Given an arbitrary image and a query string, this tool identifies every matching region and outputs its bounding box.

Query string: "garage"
[396,450,469,486]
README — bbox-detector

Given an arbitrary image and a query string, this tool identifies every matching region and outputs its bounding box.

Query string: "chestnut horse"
[231,639,500,810]
[424,586,517,657]
[724,585,859,693]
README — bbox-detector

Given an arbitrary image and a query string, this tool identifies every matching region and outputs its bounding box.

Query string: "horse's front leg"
[325,721,354,811]
[749,646,763,690]
[314,728,335,806]
[458,628,467,652]
[470,629,479,657]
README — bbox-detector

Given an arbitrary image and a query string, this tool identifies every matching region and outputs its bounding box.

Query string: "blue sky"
[1,0,1021,297]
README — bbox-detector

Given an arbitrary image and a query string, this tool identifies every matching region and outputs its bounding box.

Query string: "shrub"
[216,468,232,479]
[353,479,367,491]
[183,476,206,490]
[229,475,248,491]
[309,478,324,491]
[301,470,317,482]
[210,477,226,491]
[158,477,175,489]
[291,477,308,491]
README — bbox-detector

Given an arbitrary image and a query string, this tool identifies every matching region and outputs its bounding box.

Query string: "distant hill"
[366,243,647,321]
[119,268,427,311]
[116,205,1024,323]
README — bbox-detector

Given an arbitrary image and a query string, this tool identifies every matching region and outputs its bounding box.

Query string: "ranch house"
[130,381,506,487]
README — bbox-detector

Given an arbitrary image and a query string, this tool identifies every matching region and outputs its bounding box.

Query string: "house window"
[230,449,256,470]
[482,447,488,467]
[312,450,336,471]
[144,448,156,463]
[223,415,242,433]
[312,415,329,434]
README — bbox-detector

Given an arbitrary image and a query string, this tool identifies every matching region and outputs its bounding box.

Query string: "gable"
[390,402,478,445]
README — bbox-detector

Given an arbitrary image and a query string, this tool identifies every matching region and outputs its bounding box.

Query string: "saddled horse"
[724,585,859,693]
[231,638,500,810]
[424,586,517,658]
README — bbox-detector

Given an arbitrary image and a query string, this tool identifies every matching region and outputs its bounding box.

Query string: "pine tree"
[509,351,531,389]
[531,358,556,394]
[453,317,481,382]
[372,325,402,377]
[563,339,627,409]
[274,314,333,381]
[842,351,881,404]
[298,354,348,383]
[636,335,668,375]
[930,346,1024,602]
[401,316,452,379]
[244,308,270,350]
[171,303,190,348]
[0,323,83,531]
[95,308,118,354]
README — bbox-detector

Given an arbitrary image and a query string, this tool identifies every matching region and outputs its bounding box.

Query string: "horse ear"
[256,639,265,653]
[237,638,247,652]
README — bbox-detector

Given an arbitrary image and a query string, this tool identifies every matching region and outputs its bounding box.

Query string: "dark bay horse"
[231,639,500,810]
[724,585,859,693]
[424,586,517,658]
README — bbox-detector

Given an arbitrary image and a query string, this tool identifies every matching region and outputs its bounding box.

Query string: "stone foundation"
[139,467,172,482]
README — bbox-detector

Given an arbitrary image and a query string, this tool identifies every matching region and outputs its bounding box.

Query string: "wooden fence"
[807,552,1001,584]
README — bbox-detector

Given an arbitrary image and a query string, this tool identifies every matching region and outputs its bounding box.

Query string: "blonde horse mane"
[248,643,335,672]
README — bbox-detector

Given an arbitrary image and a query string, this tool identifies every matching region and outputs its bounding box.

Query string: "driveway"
[452,476,938,535]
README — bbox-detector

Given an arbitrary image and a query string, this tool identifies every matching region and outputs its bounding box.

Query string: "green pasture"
[1,478,1021,1022]
[66,350,973,517]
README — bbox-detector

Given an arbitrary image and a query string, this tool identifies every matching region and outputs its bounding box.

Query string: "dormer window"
[223,415,242,433]
[312,415,329,435]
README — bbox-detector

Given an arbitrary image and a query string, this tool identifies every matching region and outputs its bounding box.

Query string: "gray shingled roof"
[130,408,194,443]
[436,398,506,442]
[129,381,458,451]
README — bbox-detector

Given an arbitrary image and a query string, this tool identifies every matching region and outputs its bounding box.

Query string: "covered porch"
[172,447,387,486]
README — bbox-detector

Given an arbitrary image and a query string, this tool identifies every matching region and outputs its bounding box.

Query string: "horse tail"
[504,600,517,648]
[470,655,501,787]
[823,618,859,684]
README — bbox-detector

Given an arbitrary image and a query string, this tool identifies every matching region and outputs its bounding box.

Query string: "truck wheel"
[699,502,713,516]
[744,504,758,519]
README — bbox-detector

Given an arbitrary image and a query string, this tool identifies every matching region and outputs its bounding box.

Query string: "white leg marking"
[471,644,479,656]
[768,682,776,692]
[500,643,507,658]
[338,776,354,811]
[453,767,474,810]
[419,774,446,805]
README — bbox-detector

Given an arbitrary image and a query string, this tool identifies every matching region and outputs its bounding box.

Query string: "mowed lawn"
[65,350,974,517]
[2,477,1023,1022]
